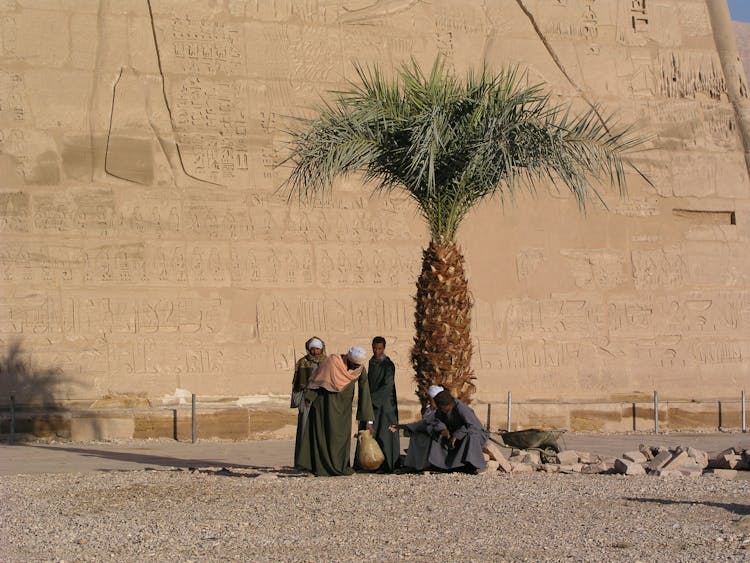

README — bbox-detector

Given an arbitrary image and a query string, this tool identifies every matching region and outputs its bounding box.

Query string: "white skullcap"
[427,385,444,398]
[307,338,323,351]
[347,346,367,365]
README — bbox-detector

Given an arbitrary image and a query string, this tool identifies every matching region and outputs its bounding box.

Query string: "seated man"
[390,390,488,473]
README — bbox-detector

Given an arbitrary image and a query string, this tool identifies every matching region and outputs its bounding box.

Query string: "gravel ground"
[2,467,749,562]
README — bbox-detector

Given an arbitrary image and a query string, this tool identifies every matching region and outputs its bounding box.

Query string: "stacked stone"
[481,442,750,479]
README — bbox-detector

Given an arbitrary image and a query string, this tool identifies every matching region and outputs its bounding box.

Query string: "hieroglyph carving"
[630,0,648,33]
[1,0,750,401]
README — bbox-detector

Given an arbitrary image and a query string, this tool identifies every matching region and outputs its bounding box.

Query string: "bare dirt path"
[1,432,747,475]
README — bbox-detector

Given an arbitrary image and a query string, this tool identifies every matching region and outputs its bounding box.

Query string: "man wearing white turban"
[423,385,444,417]
[391,389,488,474]
[297,345,374,476]
[291,336,327,469]
[428,385,444,398]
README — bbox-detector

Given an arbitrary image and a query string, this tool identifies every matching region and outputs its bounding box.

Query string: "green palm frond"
[282,57,648,243]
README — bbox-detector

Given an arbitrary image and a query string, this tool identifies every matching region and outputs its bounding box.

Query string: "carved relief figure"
[87,0,223,188]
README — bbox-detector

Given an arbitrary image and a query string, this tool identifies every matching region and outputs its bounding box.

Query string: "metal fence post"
[486,403,492,431]
[718,400,723,431]
[743,389,747,433]
[10,395,15,445]
[653,391,659,434]
[191,393,197,444]
[632,402,636,432]
[506,391,512,432]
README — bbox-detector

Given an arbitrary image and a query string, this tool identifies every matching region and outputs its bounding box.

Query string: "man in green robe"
[291,336,326,469]
[297,346,374,476]
[358,336,399,472]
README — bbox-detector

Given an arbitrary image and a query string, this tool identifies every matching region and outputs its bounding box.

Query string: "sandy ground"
[1,432,748,476]
[2,433,750,562]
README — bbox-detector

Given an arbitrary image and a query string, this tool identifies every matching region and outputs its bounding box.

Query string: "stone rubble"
[482,440,750,480]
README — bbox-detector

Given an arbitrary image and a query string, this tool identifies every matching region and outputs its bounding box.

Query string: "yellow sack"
[356,430,385,471]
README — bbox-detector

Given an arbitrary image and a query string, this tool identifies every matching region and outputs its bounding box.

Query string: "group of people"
[290,336,489,477]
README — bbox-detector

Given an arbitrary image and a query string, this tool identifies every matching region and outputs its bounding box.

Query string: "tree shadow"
[0,338,74,439]
[0,338,68,406]
[624,497,750,516]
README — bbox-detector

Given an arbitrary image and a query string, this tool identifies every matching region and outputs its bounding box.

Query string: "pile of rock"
[482,440,750,480]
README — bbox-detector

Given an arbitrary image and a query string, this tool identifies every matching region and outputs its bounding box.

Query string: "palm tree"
[283,58,645,406]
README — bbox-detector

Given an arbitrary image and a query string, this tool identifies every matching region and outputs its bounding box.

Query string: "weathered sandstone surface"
[2,1,750,436]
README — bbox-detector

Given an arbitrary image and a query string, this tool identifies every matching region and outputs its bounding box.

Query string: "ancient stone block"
[558,464,583,474]
[615,458,646,475]
[623,451,648,463]
[556,450,580,465]
[522,451,542,466]
[687,447,709,469]
[677,459,705,478]
[647,450,674,471]
[483,441,513,473]
[581,461,611,474]
[484,460,500,474]
[510,462,535,473]
[709,449,743,469]
[662,451,690,470]
[71,414,135,441]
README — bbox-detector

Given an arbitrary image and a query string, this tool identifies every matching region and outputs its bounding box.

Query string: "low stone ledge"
[0,405,298,441]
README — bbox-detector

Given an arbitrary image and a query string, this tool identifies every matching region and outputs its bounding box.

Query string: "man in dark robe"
[391,390,488,473]
[358,336,399,472]
[290,336,326,469]
[297,346,374,477]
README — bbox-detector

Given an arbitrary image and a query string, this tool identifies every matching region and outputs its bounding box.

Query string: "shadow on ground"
[625,497,750,516]
[19,443,308,478]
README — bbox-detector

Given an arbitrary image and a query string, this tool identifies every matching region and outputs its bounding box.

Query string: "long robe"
[358,355,399,472]
[297,368,374,476]
[403,399,488,472]
[291,351,325,469]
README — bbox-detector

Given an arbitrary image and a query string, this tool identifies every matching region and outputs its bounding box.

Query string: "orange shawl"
[306,354,363,392]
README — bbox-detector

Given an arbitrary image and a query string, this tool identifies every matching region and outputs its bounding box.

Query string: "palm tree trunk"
[411,240,476,406]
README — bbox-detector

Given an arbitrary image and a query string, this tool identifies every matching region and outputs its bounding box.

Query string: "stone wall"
[1,0,749,431]
[734,21,750,89]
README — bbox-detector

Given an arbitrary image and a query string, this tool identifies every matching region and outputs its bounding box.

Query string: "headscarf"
[306,350,364,392]
[303,336,326,364]
[306,338,323,351]
[427,385,444,398]
[346,346,367,365]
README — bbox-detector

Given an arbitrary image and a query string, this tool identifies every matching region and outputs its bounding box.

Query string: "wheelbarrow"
[494,428,566,452]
